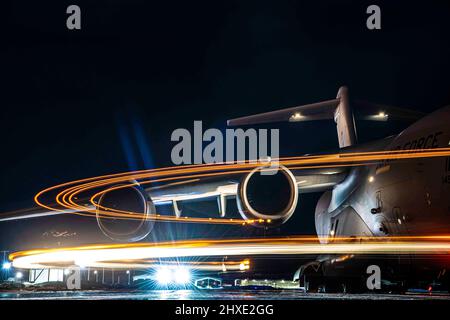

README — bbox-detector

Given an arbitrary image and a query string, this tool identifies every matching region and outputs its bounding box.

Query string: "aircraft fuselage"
[316,105,450,241]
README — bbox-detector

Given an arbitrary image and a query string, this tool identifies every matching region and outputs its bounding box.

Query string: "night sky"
[2,0,450,251]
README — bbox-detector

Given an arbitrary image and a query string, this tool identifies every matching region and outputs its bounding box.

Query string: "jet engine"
[96,181,155,242]
[236,165,298,226]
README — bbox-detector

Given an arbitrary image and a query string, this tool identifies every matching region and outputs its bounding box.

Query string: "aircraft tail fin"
[335,86,357,148]
[227,86,426,149]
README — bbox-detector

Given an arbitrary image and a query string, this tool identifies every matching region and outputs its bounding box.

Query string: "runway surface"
[1,289,450,300]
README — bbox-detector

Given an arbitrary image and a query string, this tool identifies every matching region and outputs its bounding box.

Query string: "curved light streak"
[22,147,450,225]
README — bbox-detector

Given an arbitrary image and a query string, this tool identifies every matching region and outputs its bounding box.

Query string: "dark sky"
[2,0,450,250]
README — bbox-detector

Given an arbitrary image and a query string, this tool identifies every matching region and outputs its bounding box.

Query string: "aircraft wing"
[0,166,348,222]
[146,135,396,219]
[147,166,348,218]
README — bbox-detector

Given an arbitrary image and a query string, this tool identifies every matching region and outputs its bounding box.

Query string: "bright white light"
[75,259,88,269]
[2,262,11,270]
[64,269,70,275]
[15,272,23,279]
[239,263,246,271]
[156,268,172,285]
[174,268,191,284]
[290,112,303,121]
[126,270,130,274]
[94,270,98,274]
[368,176,374,183]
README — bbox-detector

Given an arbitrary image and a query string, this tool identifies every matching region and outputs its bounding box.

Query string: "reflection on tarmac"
[1,290,450,300]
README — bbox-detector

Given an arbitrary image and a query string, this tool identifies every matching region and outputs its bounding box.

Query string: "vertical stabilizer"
[335,86,357,147]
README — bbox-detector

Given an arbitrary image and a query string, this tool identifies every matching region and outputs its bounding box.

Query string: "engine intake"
[236,165,298,225]
[96,181,155,242]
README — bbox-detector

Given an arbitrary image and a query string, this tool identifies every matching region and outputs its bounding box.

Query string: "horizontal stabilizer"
[228,86,355,148]
[227,87,426,148]
[354,100,426,121]
[227,99,340,126]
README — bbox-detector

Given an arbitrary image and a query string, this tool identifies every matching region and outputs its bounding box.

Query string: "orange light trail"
[10,236,450,270]
[22,257,251,271]
[26,147,450,225]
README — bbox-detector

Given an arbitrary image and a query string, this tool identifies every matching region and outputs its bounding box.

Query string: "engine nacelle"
[96,181,155,242]
[236,165,298,226]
